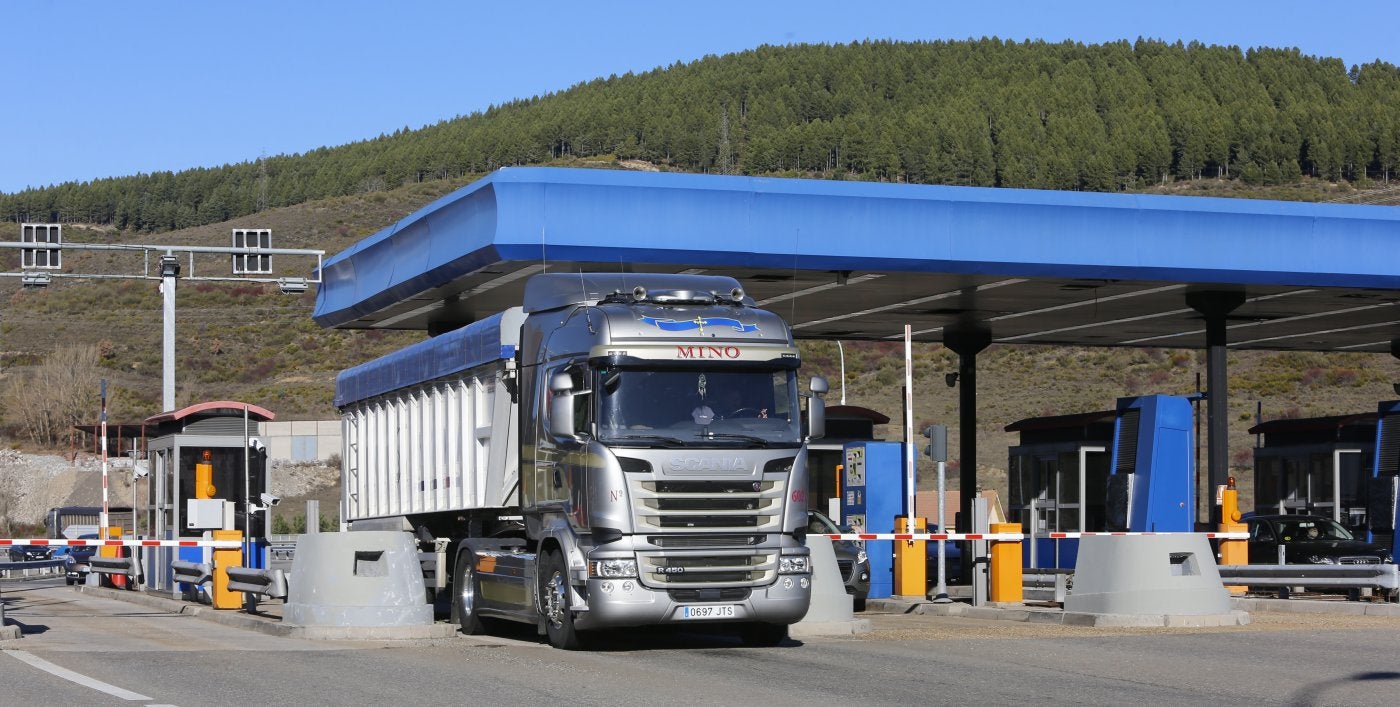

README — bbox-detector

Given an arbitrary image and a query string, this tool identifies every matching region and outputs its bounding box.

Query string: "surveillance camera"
[248,437,266,453]
[260,492,281,507]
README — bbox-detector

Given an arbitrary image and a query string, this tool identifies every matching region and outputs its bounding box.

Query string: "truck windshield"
[597,367,802,447]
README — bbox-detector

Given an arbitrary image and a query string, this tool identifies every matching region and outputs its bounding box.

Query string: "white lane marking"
[5,649,154,701]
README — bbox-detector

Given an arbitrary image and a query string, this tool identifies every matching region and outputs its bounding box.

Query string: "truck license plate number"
[681,605,736,619]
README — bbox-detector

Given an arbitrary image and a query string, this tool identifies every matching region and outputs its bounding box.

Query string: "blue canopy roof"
[314,167,1400,353]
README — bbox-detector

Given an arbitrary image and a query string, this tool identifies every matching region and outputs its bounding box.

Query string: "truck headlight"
[779,556,810,574]
[590,559,638,578]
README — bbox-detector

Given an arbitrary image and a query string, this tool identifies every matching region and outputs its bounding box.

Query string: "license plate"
[680,604,736,620]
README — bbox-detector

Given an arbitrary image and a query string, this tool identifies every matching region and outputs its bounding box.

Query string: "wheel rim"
[458,563,476,619]
[545,570,568,629]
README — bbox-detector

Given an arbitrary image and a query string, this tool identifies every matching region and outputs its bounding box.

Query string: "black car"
[1245,514,1393,565]
[807,510,871,610]
[64,534,101,585]
[7,544,53,562]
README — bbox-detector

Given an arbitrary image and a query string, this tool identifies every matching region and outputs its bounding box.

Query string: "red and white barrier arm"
[820,532,1026,541]
[0,538,243,549]
[1045,532,1250,540]
[819,531,1250,541]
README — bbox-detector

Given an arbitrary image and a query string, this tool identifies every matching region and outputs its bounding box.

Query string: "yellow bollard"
[1218,476,1248,595]
[989,522,1024,604]
[893,516,927,598]
[211,529,244,610]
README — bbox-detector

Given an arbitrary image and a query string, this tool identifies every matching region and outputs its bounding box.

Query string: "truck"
[335,272,828,648]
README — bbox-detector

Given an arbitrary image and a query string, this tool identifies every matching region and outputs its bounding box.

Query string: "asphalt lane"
[5,577,1400,706]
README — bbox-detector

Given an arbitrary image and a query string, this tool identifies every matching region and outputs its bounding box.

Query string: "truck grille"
[631,477,786,533]
[648,534,765,548]
[668,588,751,602]
[636,550,777,588]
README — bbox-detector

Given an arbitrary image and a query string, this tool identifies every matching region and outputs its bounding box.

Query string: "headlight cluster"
[856,550,868,565]
[1307,555,1338,564]
[779,555,810,574]
[589,559,638,579]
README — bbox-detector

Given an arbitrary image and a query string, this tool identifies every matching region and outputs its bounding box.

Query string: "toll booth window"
[177,447,264,533]
[1255,457,1282,512]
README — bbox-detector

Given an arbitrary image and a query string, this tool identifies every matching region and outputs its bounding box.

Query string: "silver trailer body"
[335,273,822,647]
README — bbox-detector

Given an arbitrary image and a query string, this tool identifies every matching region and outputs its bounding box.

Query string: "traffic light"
[922,424,947,461]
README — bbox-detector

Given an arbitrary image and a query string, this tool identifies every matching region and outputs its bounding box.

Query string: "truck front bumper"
[575,575,811,630]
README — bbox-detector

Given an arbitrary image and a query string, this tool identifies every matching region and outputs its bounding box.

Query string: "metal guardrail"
[89,556,140,583]
[1218,564,1400,592]
[0,559,63,579]
[1023,568,1072,603]
[226,566,288,599]
[171,560,212,586]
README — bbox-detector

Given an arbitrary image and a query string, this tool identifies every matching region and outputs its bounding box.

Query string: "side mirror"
[807,375,828,440]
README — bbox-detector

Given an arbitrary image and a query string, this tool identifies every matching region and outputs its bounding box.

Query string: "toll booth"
[840,441,906,599]
[1007,394,1195,568]
[143,401,274,592]
[1248,412,1377,533]
[1370,401,1400,549]
[807,405,890,520]
[1006,409,1114,568]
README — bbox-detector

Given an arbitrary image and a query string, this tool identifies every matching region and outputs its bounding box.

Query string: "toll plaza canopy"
[312,166,1400,529]
[314,166,1400,353]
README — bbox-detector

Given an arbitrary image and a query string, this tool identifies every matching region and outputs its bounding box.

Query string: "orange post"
[893,516,927,598]
[1218,476,1248,594]
[211,529,244,609]
[989,522,1024,604]
[101,526,126,588]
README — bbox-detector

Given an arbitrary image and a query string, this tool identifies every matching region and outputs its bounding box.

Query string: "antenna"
[579,270,595,334]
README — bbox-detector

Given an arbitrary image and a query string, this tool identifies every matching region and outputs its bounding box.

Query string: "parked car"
[807,510,870,610]
[64,534,101,585]
[1245,514,1394,565]
[7,544,53,562]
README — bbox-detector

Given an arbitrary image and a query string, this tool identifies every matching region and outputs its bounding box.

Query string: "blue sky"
[2,0,1397,194]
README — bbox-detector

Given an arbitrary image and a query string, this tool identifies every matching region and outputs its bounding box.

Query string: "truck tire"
[739,622,788,647]
[540,548,586,650]
[452,551,485,635]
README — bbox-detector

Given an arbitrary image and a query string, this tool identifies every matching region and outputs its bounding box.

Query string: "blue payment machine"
[841,441,907,599]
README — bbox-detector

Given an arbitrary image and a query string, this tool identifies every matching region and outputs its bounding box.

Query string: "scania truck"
[335,272,827,648]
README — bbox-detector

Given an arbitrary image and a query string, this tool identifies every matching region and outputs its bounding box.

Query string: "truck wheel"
[452,551,485,635]
[540,548,585,650]
[739,622,788,647]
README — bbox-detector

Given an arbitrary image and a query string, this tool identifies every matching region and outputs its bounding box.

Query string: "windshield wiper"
[610,434,689,448]
[703,432,778,446]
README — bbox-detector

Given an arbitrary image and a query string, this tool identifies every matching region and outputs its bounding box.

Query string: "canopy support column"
[1186,291,1244,526]
[944,321,991,534]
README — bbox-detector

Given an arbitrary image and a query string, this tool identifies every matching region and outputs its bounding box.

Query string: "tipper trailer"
[336,273,828,648]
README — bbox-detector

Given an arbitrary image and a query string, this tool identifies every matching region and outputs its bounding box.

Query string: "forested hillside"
[4,39,1400,230]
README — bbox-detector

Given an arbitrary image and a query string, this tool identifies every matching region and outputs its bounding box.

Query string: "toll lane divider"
[820,531,1250,541]
[0,538,242,548]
